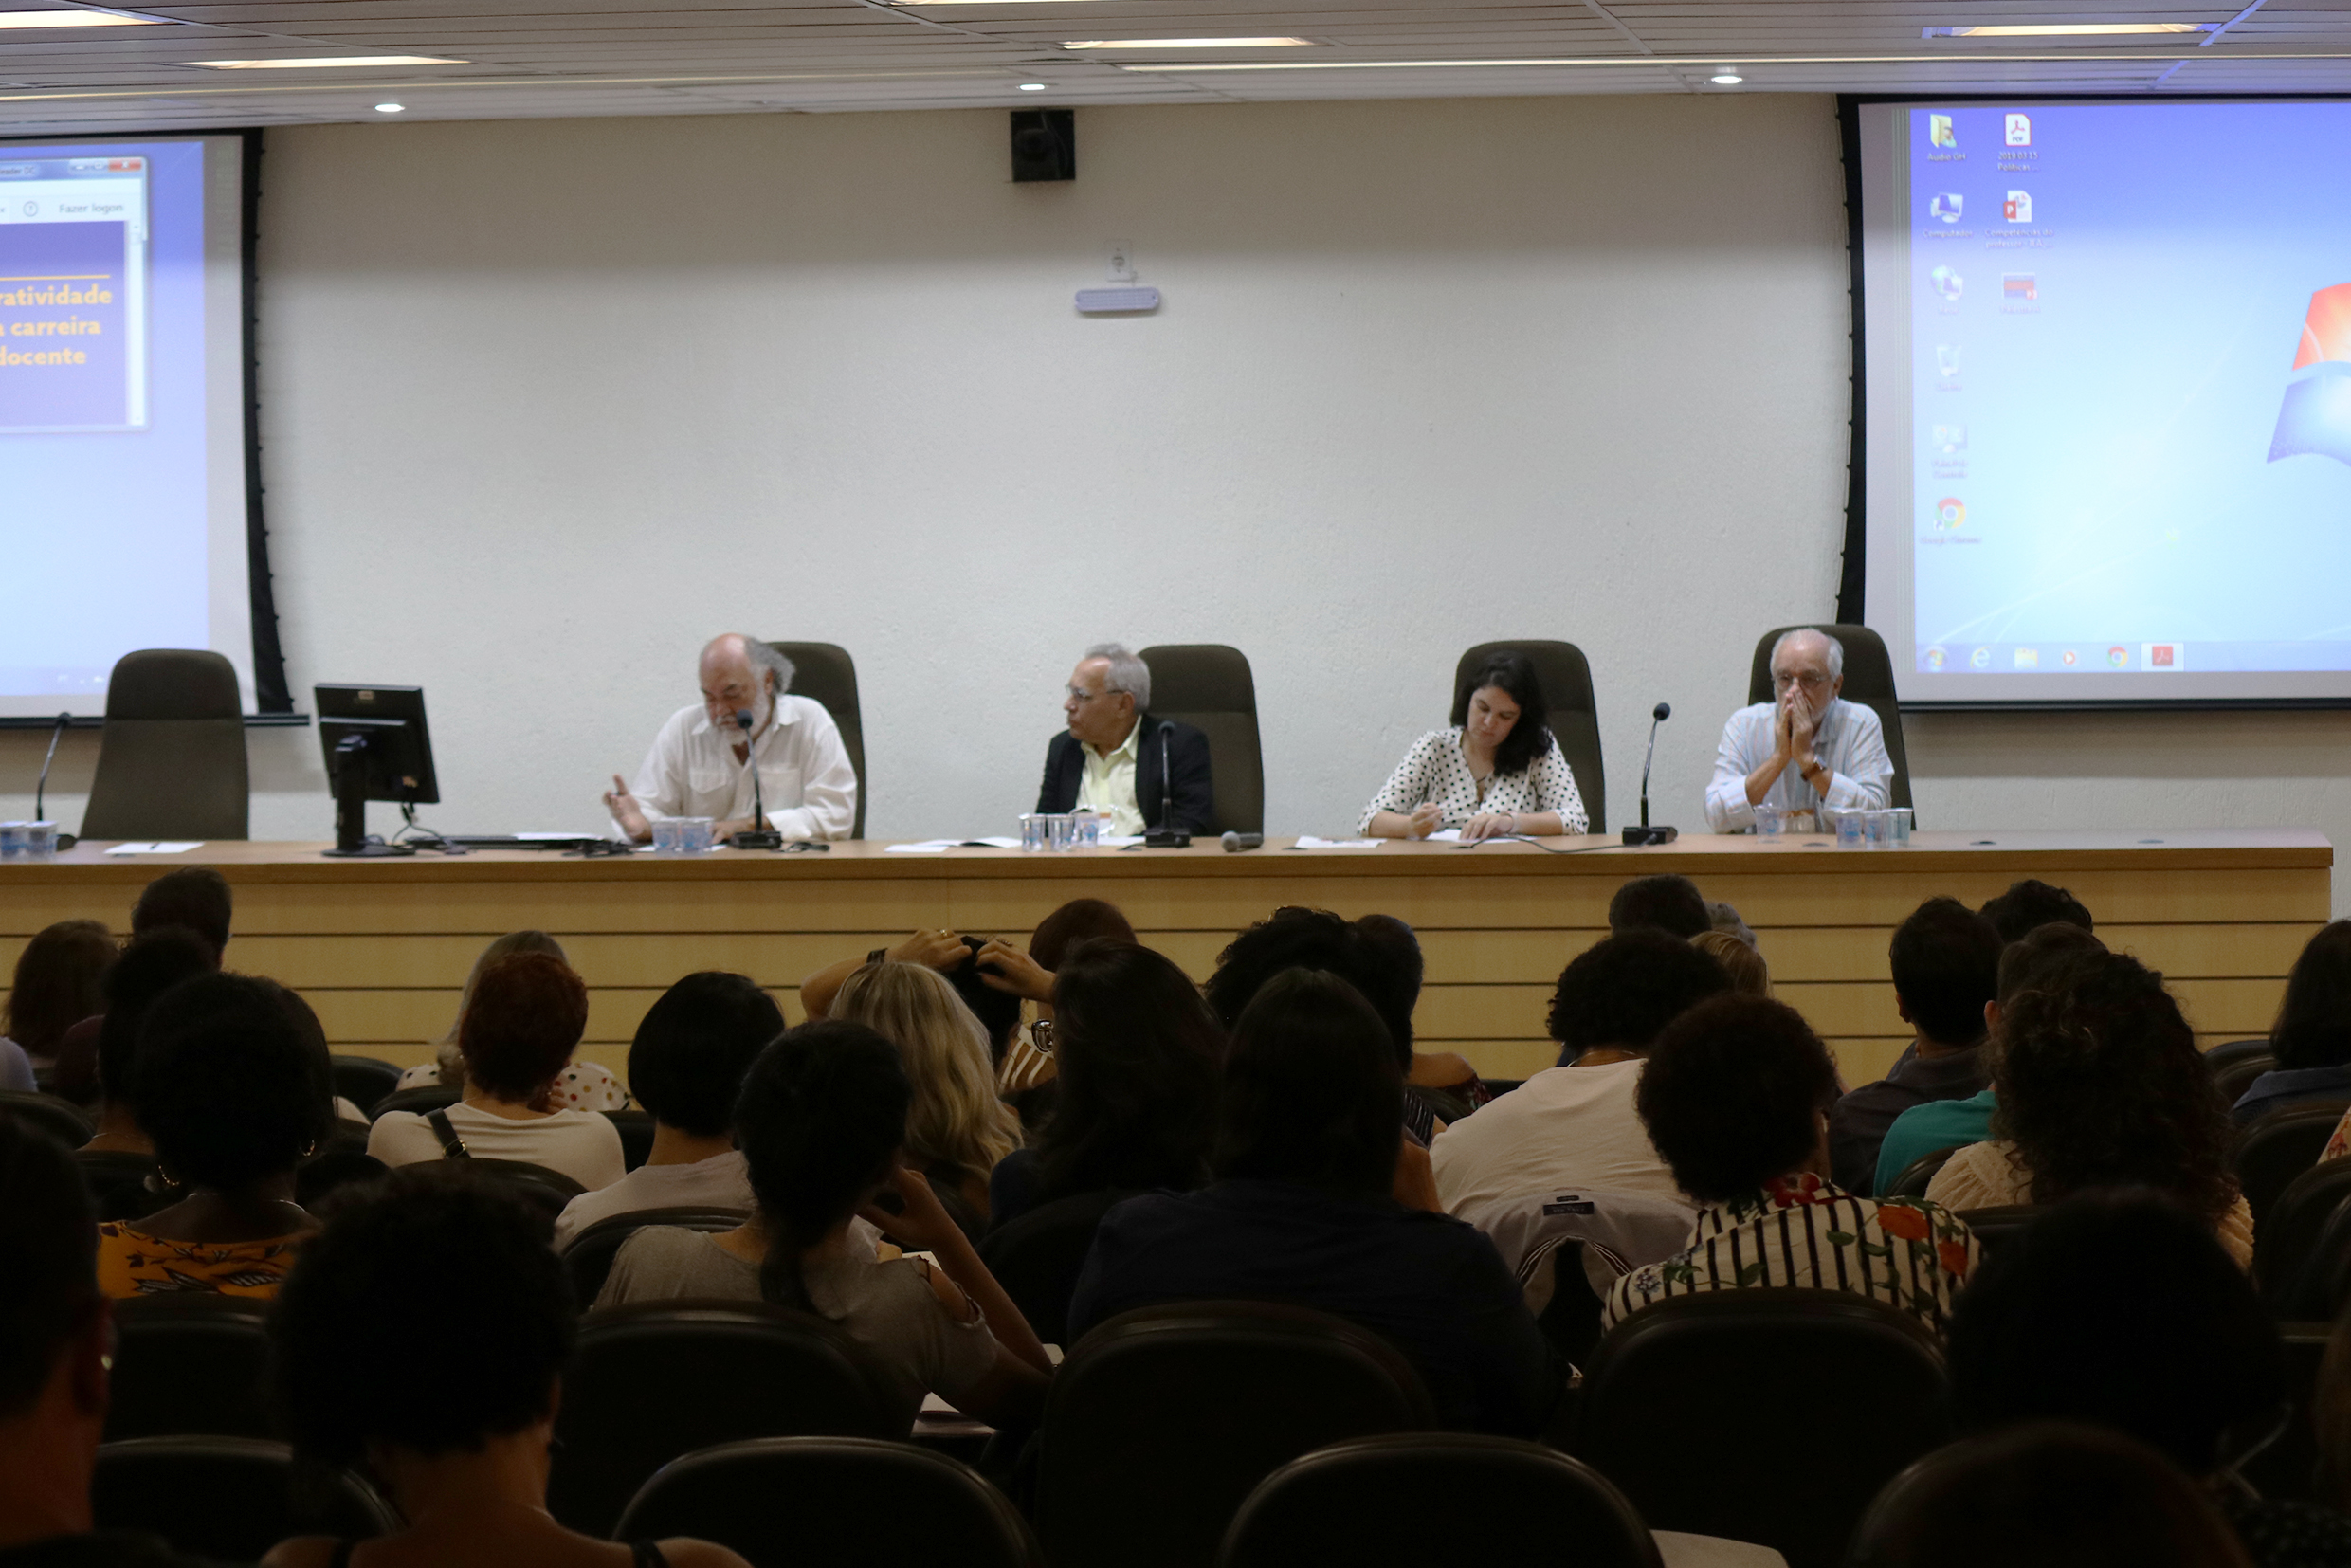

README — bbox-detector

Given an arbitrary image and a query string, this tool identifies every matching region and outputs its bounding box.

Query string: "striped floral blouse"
[1603,1173,1979,1338]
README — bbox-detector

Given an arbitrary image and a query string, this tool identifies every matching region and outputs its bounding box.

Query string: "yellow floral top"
[96,1221,307,1299]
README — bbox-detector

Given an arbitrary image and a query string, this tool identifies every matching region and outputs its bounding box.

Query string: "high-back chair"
[769,641,866,838]
[2233,1103,2350,1231]
[92,1436,396,1563]
[1744,624,1912,813]
[1453,641,1607,832]
[105,1295,276,1442]
[557,1207,751,1306]
[329,1055,404,1118]
[975,1187,1141,1347]
[1138,644,1263,836]
[81,649,250,841]
[2256,1158,2351,1308]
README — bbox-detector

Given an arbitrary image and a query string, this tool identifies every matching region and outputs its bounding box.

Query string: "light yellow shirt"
[1075,718,1145,835]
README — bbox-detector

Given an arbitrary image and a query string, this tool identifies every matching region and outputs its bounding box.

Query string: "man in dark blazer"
[1037,643,1215,836]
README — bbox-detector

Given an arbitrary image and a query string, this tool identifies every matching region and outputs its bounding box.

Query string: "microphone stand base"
[323,841,416,859]
[1620,825,1680,846]
[730,830,785,851]
[1142,829,1192,848]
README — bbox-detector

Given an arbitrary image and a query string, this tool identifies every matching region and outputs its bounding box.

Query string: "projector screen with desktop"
[1856,99,2351,707]
[0,132,270,720]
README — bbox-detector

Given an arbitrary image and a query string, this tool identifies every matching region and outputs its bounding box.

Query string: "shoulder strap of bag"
[426,1107,470,1159]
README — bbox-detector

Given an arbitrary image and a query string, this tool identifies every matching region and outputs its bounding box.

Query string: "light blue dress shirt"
[1703,697,1893,833]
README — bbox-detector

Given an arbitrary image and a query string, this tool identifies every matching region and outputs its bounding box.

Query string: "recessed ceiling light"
[1062,37,1313,49]
[1924,22,2208,36]
[190,55,465,69]
[0,8,159,27]
[374,100,405,112]
[1710,66,1743,84]
[1018,82,1048,90]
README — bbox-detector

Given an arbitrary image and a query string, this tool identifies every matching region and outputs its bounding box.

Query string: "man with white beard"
[603,634,858,843]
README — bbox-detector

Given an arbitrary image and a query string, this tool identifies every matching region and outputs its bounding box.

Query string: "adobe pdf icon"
[2005,114,2032,146]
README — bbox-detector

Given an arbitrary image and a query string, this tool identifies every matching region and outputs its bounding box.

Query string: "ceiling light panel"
[1061,37,1314,50]
[190,56,466,70]
[0,8,159,26]
[1925,23,2210,37]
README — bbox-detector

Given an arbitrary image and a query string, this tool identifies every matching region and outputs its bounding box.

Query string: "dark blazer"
[1037,715,1215,835]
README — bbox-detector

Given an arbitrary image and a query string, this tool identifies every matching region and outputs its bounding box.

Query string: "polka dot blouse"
[1357,727,1589,835]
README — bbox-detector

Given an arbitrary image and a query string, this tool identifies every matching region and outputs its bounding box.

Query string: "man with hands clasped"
[1703,628,1893,834]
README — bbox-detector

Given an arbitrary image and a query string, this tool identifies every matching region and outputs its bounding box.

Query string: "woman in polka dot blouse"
[1358,652,1589,842]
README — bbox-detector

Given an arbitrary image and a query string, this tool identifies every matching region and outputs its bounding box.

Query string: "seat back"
[1882,1145,1964,1200]
[371,1084,460,1120]
[558,1207,751,1306]
[2240,1321,2333,1504]
[616,1436,1041,1568]
[1454,641,1607,832]
[1221,1433,1661,1568]
[2257,1159,2351,1306]
[329,1055,403,1118]
[1952,1204,2041,1256]
[74,1148,164,1222]
[1576,1289,1948,1568]
[1039,1301,1438,1568]
[2214,1052,2281,1110]
[549,1299,899,1537]
[975,1187,1141,1346]
[604,1108,656,1171]
[461,1158,586,1234]
[1138,644,1263,835]
[2206,1037,2277,1074]
[81,649,249,841]
[294,1149,389,1211]
[2233,1103,2350,1231]
[2282,1186,2351,1322]
[768,641,866,838]
[105,1295,275,1442]
[1744,624,1912,813]
[93,1436,395,1563]
[0,1091,95,1147]
[1465,1186,1697,1284]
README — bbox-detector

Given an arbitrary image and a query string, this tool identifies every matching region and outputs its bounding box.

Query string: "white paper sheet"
[883,841,955,853]
[103,842,204,855]
[1291,836,1383,849]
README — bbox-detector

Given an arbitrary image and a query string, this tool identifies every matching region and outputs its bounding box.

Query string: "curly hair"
[1037,939,1224,1203]
[2270,921,2351,1071]
[1449,652,1556,778]
[1991,950,2235,1220]
[1636,994,1839,1202]
[457,951,589,1102]
[1205,907,1416,1066]
[1607,875,1710,940]
[832,962,1019,1185]
[1978,879,2094,944]
[137,973,328,1192]
[735,1021,910,1311]
[1545,929,1731,1062]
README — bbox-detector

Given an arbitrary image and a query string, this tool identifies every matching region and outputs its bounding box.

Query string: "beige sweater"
[1924,1140,2253,1268]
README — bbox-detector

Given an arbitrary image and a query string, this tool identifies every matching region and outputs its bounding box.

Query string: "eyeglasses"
[1772,671,1832,691]
[1066,686,1109,702]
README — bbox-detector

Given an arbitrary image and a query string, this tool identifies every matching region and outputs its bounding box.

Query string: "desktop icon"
[2005,113,2032,146]
[1969,647,1991,669]
[1929,114,1957,149]
[2144,643,2184,669]
[1930,192,1964,224]
[1932,266,1964,301]
[2004,190,2033,223]
[1925,646,1947,671]
[2014,647,2039,669]
[2003,273,2038,301]
[2269,282,2351,470]
[2061,649,2079,667]
[2107,646,2129,668]
[1935,345,1962,381]
[1932,423,1967,453]
[1934,497,1966,530]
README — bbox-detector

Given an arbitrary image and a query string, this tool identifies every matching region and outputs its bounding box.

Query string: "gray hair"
[705,634,794,697]
[1771,628,1844,680]
[1084,643,1151,710]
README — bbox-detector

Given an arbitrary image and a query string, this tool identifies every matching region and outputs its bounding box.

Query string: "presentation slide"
[0,134,255,719]
[1859,100,2351,705]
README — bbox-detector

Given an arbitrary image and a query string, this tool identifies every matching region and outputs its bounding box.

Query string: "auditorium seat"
[548,1300,898,1537]
[0,1090,94,1146]
[1454,641,1607,832]
[80,648,250,842]
[2256,1159,2351,1309]
[603,1107,656,1171]
[559,1207,750,1305]
[370,1084,460,1120]
[74,1148,163,1221]
[614,1436,1041,1568]
[1575,1289,1949,1568]
[2240,1321,2333,1504]
[2233,1102,2349,1230]
[768,641,866,838]
[975,1187,1141,1347]
[452,1158,586,1235]
[2213,1050,2281,1110]
[105,1295,274,1442]
[2205,1037,2277,1075]
[329,1054,403,1118]
[1745,624,1912,814]
[294,1148,389,1211]
[1951,1205,2040,1255]
[1138,644,1263,836]
[1881,1145,1963,1200]
[1220,1433,1660,1568]
[92,1436,396,1563]
[1037,1300,1437,1568]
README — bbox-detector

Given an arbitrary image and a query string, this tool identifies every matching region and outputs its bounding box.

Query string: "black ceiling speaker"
[1011,108,1075,182]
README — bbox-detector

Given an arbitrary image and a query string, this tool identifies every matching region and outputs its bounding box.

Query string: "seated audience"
[394,931,630,1110]
[130,867,231,964]
[1431,929,1729,1221]
[1850,1423,2256,1568]
[1608,874,1710,939]
[96,975,325,1298]
[5,919,114,1096]
[1607,994,1977,1336]
[80,931,217,1158]
[552,972,780,1248]
[1707,901,1758,948]
[830,961,1022,1232]
[369,954,626,1191]
[264,1170,748,1568]
[0,1118,220,1567]
[1947,1193,2347,1566]
[595,1021,1051,1432]
[2236,921,2351,1124]
[976,897,1138,1099]
[1977,877,2094,943]
[1356,913,1492,1122]
[988,939,1225,1230]
[1828,898,2003,1192]
[1069,969,1562,1434]
[1691,929,1770,996]
[1925,949,2251,1266]
[1872,922,2106,1194]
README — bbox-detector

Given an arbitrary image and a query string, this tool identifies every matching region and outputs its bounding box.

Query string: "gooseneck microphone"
[729,708,784,850]
[1621,702,1679,846]
[1144,717,1191,848]
[35,712,78,849]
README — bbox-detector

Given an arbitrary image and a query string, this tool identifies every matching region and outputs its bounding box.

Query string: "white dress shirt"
[1075,718,1145,835]
[624,696,858,841]
[1703,698,1892,834]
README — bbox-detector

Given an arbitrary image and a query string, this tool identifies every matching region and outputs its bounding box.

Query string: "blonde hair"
[435,930,570,1084]
[834,961,1019,1180]
[1692,930,1770,997]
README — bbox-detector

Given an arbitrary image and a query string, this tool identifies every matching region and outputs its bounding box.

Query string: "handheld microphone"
[1621,702,1679,846]
[1144,717,1190,848]
[729,707,784,850]
[1220,831,1264,852]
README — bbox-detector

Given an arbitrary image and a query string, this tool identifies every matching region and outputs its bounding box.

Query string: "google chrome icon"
[1934,497,1966,530]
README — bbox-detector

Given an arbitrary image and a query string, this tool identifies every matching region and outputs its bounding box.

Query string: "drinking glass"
[1019,813,1050,853]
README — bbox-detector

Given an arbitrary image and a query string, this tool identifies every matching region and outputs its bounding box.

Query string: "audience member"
[129,868,230,963]
[1850,1423,2255,1568]
[1828,898,2003,1192]
[1607,874,1710,939]
[96,975,325,1298]
[395,932,631,1111]
[1069,968,1562,1434]
[1431,930,1729,1221]
[1356,913,1492,1121]
[264,1170,748,1568]
[1691,929,1770,996]
[1706,901,1758,948]
[551,972,780,1248]
[80,931,216,1158]
[4,919,114,1093]
[1871,922,2106,1194]
[1947,1193,2346,1566]
[976,898,1138,1099]
[831,961,1021,1233]
[1926,950,2250,1266]
[1607,994,1977,1336]
[595,1021,1051,1432]
[0,1118,220,1567]
[1977,878,2094,944]
[2235,921,2351,1124]
[368,954,626,1191]
[988,939,1225,1230]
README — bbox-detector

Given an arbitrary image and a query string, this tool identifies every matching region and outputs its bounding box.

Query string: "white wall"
[5,94,2344,910]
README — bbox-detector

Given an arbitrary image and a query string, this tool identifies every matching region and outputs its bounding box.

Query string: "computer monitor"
[314,684,437,856]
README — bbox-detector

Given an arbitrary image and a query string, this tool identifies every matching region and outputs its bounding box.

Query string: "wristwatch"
[1030,1019,1056,1058]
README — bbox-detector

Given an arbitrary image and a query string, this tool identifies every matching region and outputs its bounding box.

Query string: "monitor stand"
[322,734,414,858]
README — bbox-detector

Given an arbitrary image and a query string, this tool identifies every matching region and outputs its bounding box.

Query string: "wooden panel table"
[0,830,2329,1088]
